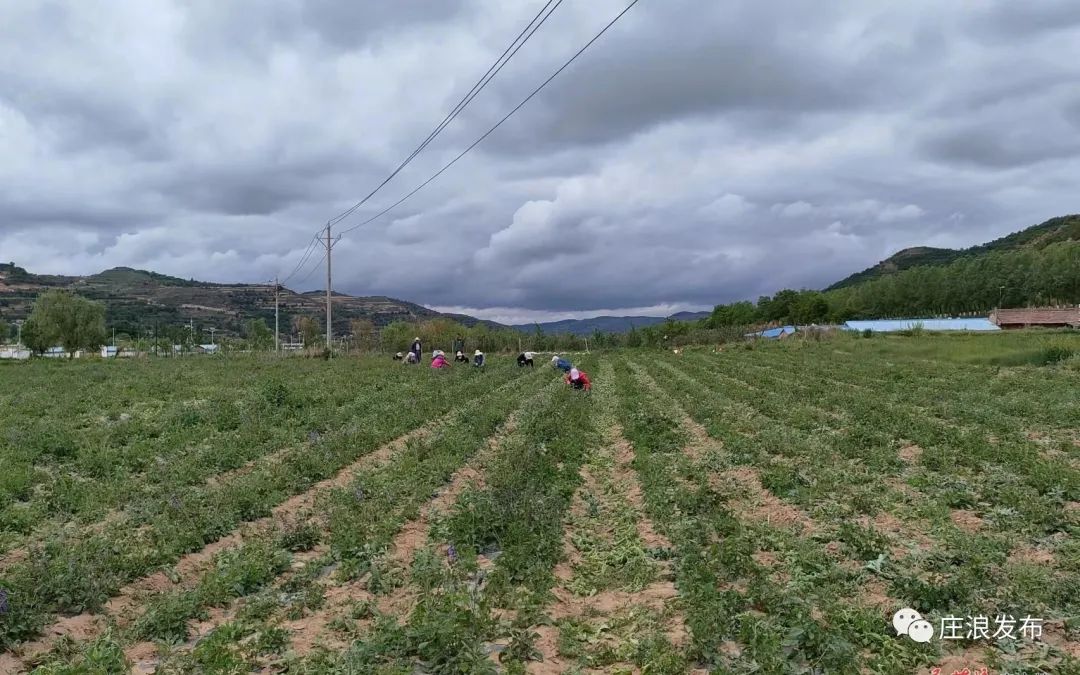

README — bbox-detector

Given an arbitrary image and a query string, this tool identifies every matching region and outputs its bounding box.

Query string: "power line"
[296,249,327,285]
[280,232,323,284]
[277,1,565,287]
[326,0,565,229]
[337,0,641,237]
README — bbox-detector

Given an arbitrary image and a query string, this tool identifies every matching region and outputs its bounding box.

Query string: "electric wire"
[337,0,642,236]
[326,0,565,228]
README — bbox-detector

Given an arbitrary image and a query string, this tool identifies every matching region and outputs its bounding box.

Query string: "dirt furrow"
[284,409,520,655]
[0,431,316,577]
[529,369,690,674]
[165,384,551,666]
[11,418,440,669]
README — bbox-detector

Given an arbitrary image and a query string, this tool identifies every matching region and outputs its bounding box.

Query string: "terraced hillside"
[0,337,1077,673]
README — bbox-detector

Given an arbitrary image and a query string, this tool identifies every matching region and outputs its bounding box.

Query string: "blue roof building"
[843,318,1000,332]
[745,325,797,339]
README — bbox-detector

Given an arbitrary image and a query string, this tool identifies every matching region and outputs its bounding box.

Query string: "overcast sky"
[1,1,1078,323]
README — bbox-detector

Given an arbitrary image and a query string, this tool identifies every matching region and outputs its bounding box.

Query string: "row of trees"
[706,289,832,328]
[705,240,1080,326]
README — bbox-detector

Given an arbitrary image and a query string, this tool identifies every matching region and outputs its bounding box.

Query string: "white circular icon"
[892,608,923,636]
[908,619,934,643]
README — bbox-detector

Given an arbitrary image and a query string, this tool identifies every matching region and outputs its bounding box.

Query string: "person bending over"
[550,355,572,372]
[431,350,450,369]
[565,367,591,392]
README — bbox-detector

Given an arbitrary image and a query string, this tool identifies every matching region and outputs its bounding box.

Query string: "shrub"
[1039,344,1074,365]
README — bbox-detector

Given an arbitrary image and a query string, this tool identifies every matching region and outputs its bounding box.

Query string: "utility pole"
[323,222,340,352]
[15,319,23,347]
[209,327,216,346]
[325,223,333,351]
[273,276,280,353]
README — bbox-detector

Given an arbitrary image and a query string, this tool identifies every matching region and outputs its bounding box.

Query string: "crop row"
[635,352,1078,672]
[26,367,558,672]
[294,357,601,673]
[0,361,529,650]
[613,359,935,672]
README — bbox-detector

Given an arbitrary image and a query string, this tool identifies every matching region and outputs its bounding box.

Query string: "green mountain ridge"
[827,214,1080,290]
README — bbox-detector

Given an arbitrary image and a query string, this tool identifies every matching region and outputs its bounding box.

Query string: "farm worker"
[404,351,418,364]
[473,349,485,367]
[565,367,591,391]
[517,351,536,367]
[410,337,422,363]
[431,350,450,369]
[551,355,572,373]
[455,350,469,363]
[453,336,465,354]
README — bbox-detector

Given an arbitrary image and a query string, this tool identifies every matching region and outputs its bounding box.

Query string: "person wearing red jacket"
[431,350,451,369]
[565,367,591,391]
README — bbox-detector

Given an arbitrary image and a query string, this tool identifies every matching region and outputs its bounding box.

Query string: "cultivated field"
[1,335,1078,674]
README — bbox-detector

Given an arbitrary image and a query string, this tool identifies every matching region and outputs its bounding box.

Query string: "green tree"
[349,318,376,352]
[22,290,107,356]
[708,301,758,327]
[790,291,830,324]
[244,318,273,350]
[294,316,320,348]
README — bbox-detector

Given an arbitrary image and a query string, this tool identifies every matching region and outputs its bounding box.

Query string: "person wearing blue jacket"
[550,355,572,373]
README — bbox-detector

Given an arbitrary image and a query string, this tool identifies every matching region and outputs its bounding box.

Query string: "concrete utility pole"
[15,319,23,347]
[326,223,332,351]
[323,222,340,352]
[274,276,280,353]
[209,327,216,346]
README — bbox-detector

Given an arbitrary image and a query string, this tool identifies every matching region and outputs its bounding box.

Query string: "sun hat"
[570,368,580,380]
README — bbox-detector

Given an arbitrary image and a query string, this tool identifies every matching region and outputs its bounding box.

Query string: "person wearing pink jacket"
[430,350,451,369]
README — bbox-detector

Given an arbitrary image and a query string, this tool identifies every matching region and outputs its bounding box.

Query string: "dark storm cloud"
[968,0,1080,41]
[2,0,1079,321]
[920,121,1080,169]
[484,1,948,152]
[298,0,469,47]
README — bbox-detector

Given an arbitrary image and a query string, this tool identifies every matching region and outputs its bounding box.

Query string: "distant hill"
[668,311,711,322]
[512,311,710,336]
[0,263,494,337]
[827,214,1080,290]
